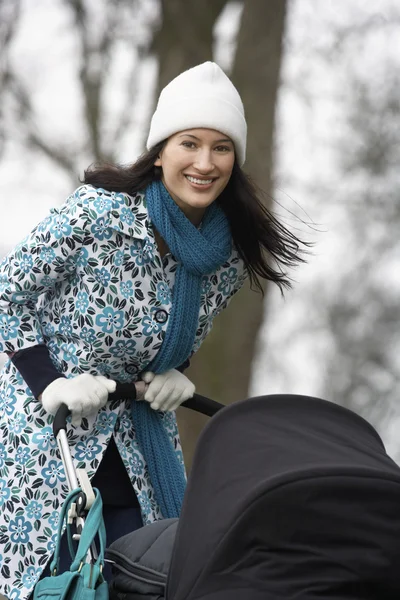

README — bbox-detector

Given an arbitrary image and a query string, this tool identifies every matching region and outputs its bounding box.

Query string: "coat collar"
[91,186,150,241]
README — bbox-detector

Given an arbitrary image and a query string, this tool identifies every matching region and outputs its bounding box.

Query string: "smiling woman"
[0,62,308,599]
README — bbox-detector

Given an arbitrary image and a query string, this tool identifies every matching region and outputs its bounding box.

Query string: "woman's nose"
[193,150,214,172]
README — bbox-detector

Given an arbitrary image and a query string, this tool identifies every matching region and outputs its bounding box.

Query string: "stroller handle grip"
[53,382,223,437]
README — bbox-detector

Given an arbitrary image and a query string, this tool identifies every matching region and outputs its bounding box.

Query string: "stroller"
[52,390,400,599]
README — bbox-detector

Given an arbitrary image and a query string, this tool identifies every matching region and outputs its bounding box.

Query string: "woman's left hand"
[141,369,195,411]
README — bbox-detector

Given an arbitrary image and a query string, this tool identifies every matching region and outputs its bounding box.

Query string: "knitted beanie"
[146,62,247,166]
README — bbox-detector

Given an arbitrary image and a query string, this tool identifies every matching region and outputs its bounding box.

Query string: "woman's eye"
[215,146,231,153]
[181,141,196,149]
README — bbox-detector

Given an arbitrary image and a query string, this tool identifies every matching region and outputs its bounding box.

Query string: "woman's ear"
[154,155,162,167]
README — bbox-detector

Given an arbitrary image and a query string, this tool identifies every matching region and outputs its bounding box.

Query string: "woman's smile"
[184,174,217,190]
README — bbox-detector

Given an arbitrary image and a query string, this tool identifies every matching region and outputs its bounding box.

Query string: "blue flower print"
[0,383,16,416]
[118,412,131,432]
[32,427,56,452]
[22,565,42,589]
[129,453,144,475]
[96,412,116,434]
[96,362,112,376]
[75,437,102,461]
[59,315,73,337]
[11,290,31,304]
[0,479,11,507]
[94,267,111,287]
[15,446,30,466]
[0,273,9,293]
[93,195,112,214]
[114,250,124,266]
[130,238,155,266]
[95,307,124,333]
[110,339,136,358]
[142,313,162,336]
[217,267,238,295]
[75,291,89,313]
[48,510,59,529]
[26,500,43,520]
[0,314,19,340]
[18,253,33,274]
[40,247,56,264]
[47,339,60,356]
[47,533,58,556]
[8,589,22,600]
[43,322,55,337]
[81,326,96,344]
[75,247,89,268]
[50,214,72,239]
[90,217,112,241]
[201,276,212,296]
[112,191,127,209]
[41,275,54,288]
[116,370,135,383]
[0,442,6,468]
[175,449,185,467]
[8,412,27,434]
[120,280,133,299]
[37,214,53,232]
[41,459,66,488]
[61,343,79,365]
[156,281,171,305]
[138,491,152,513]
[120,207,135,225]
[9,515,33,543]
[13,369,24,386]
[161,411,176,429]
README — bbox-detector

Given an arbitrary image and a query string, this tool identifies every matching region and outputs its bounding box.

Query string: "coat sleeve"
[0,186,94,353]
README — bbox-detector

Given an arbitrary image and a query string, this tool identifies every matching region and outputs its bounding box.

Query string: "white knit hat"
[146,62,247,166]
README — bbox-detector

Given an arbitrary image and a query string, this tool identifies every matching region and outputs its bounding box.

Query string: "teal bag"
[34,488,108,600]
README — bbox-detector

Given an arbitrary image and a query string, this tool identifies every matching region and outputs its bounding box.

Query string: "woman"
[0,62,306,597]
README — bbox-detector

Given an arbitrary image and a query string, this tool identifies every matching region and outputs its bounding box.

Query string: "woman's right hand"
[40,374,116,426]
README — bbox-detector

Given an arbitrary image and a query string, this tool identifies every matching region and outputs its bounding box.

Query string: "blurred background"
[1,0,400,466]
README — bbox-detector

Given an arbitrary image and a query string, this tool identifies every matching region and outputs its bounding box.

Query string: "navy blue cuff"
[10,344,65,399]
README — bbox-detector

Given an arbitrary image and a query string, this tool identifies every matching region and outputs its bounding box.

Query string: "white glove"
[142,369,195,412]
[41,374,117,426]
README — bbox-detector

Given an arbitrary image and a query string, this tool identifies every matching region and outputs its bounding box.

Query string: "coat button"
[125,363,138,375]
[154,309,168,324]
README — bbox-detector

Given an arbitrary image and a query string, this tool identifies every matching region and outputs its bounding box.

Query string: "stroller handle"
[53,382,224,437]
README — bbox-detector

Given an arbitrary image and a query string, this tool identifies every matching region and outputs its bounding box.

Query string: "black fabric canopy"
[166,395,400,600]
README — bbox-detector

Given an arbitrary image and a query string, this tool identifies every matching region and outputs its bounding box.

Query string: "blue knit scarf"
[131,180,232,518]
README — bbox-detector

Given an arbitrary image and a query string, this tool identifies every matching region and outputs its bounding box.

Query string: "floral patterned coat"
[0,184,247,598]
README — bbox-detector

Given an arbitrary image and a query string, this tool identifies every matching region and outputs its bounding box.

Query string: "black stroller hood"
[166,395,400,600]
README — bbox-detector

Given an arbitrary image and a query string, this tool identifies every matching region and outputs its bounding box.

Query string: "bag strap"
[49,487,81,575]
[70,488,106,571]
[49,487,106,574]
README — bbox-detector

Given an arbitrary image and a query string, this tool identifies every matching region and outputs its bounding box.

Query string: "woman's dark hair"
[84,143,309,293]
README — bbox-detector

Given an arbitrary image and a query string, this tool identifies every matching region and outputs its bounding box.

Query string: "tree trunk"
[153,0,288,468]
[152,0,228,91]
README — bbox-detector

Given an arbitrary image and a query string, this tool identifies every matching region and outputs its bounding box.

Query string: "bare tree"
[321,70,400,438]
[254,3,400,456]
[0,0,21,159]
[1,0,158,182]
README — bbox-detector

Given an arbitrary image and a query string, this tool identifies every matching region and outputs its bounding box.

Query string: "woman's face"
[154,128,235,225]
